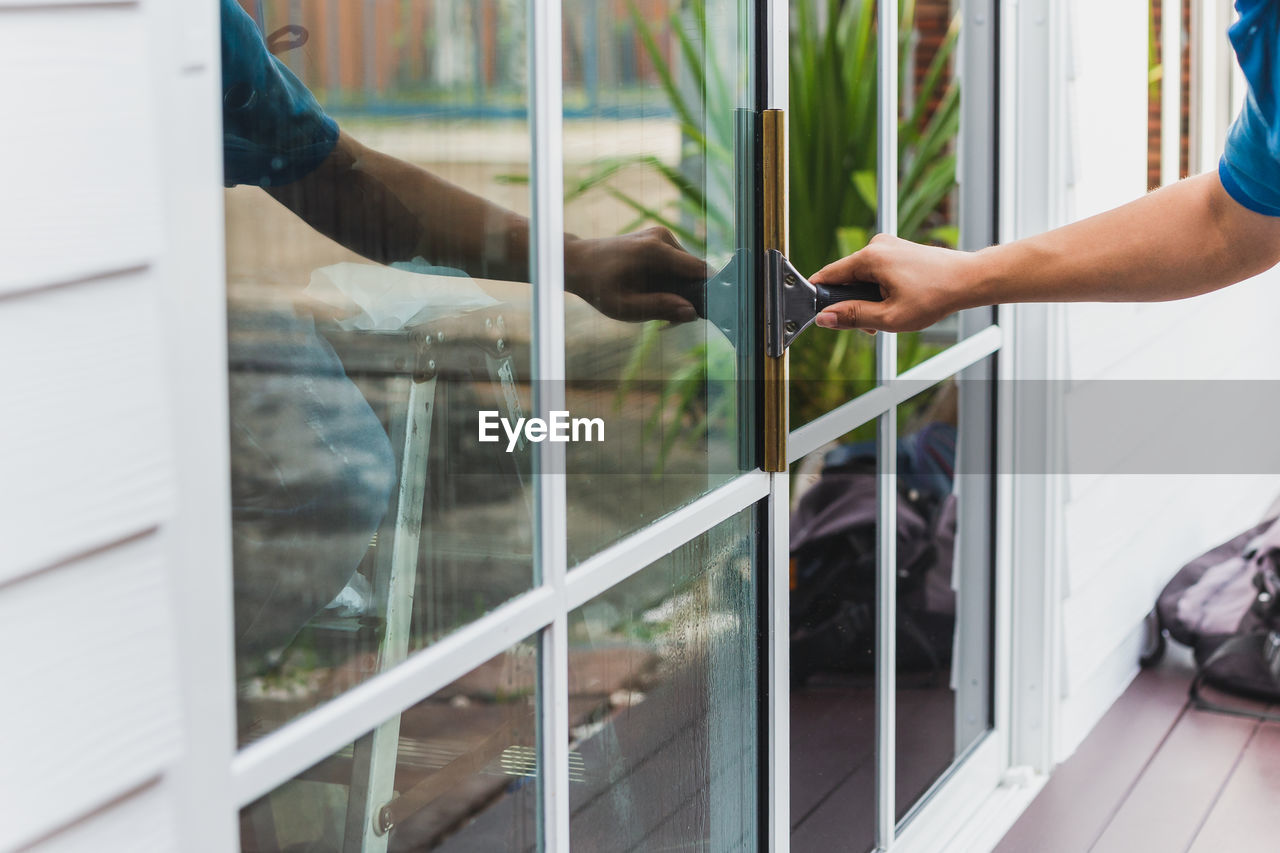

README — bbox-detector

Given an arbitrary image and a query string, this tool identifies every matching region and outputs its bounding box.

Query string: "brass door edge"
[762,108,788,472]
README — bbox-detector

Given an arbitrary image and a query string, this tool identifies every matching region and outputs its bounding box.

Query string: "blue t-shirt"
[1220,0,1280,215]
[220,0,338,187]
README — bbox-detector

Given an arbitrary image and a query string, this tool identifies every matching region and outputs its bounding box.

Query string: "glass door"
[782,1,1004,851]
[214,0,1004,849]
[219,0,772,850]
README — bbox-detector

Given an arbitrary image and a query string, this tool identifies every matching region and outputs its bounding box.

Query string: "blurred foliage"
[550,0,961,460]
[788,0,960,426]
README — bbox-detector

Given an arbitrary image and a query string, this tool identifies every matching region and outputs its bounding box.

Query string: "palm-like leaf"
[560,0,961,453]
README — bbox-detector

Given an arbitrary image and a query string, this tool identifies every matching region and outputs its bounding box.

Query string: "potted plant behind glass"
[540,0,961,463]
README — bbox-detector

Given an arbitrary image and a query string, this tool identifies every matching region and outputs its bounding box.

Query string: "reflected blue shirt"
[1220,0,1280,215]
[220,0,338,187]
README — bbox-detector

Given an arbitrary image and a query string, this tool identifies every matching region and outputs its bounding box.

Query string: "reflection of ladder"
[321,308,525,852]
[342,367,433,852]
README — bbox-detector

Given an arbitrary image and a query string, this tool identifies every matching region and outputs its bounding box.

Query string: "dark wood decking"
[996,647,1280,853]
[790,677,958,853]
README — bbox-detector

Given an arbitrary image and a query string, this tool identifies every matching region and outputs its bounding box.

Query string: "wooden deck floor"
[996,646,1280,853]
[789,675,958,852]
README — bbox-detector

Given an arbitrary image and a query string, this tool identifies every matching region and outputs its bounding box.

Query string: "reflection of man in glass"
[222,0,706,670]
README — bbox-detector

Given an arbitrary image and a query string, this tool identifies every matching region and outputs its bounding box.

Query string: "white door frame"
[771,0,1061,848]
[162,0,1052,848]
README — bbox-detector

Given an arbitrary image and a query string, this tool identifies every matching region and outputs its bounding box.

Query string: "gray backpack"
[1151,515,1280,719]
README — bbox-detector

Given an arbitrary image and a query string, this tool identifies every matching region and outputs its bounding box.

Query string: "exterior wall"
[0,0,230,849]
[1050,0,1280,760]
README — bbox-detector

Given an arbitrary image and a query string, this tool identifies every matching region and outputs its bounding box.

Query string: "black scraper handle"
[814,281,884,311]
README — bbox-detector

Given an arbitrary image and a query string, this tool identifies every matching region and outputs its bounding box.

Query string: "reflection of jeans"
[228,309,395,669]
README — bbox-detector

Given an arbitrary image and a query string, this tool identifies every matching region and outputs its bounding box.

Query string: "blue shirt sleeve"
[1219,0,1280,216]
[220,0,339,187]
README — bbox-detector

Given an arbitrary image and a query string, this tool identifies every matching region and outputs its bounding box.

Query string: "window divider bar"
[540,612,571,852]
[876,404,899,852]
[878,0,899,250]
[527,0,570,847]
[876,1,899,848]
[788,325,1001,464]
[1159,0,1180,186]
[564,471,771,611]
[230,586,559,807]
[877,0,900,381]
[765,0,790,848]
[766,473,791,853]
[898,325,1001,382]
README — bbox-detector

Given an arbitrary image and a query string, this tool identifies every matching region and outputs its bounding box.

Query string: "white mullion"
[1190,0,1230,175]
[876,402,898,852]
[877,0,899,383]
[878,0,899,250]
[790,384,894,460]
[766,0,790,849]
[539,610,571,853]
[1159,0,1180,186]
[766,0,788,106]
[158,0,238,844]
[994,308,1017,767]
[1003,0,1066,780]
[898,324,1000,381]
[789,325,1001,463]
[528,0,570,849]
[876,0,899,848]
[565,471,770,610]
[767,472,791,853]
[231,586,557,806]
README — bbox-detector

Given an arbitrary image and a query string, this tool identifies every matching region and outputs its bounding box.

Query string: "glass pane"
[788,0,880,427]
[239,639,538,851]
[894,0,963,371]
[560,0,758,562]
[223,0,537,744]
[895,0,1006,373]
[788,420,878,853]
[568,509,758,849]
[895,361,994,821]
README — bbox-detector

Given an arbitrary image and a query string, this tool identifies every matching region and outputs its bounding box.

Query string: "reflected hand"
[564,227,711,323]
[811,234,982,333]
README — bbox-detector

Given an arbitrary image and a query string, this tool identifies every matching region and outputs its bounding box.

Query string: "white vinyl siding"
[0,6,162,296]
[0,0,216,848]
[0,538,181,850]
[1048,0,1280,760]
[0,270,172,585]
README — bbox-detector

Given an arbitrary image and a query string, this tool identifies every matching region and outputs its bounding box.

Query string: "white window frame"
[1160,0,1183,187]
[774,0,1025,849]
[160,0,240,846]
[164,0,1029,849]
[1190,0,1237,176]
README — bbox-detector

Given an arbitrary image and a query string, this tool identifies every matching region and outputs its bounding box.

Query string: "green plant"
[788,0,961,428]
[790,0,960,274]
[561,0,737,256]
[552,0,961,453]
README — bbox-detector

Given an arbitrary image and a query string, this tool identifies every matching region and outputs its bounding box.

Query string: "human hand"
[563,227,710,323]
[810,233,983,333]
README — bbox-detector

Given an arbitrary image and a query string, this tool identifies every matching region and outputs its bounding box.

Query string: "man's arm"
[267,131,704,323]
[810,172,1280,332]
[267,130,532,279]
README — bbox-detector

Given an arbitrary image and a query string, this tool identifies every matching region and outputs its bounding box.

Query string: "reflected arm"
[267,131,704,322]
[268,130,535,281]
